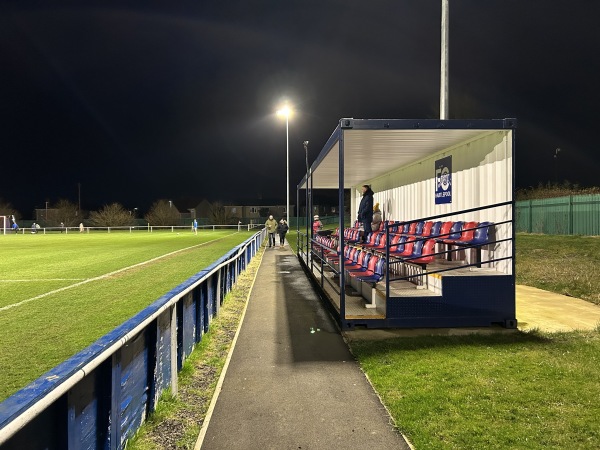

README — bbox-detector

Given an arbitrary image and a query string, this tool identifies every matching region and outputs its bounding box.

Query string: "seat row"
[348,221,491,250]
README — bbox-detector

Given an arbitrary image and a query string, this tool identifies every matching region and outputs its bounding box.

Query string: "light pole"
[277,104,292,226]
[554,148,561,184]
[440,0,449,119]
[304,140,309,250]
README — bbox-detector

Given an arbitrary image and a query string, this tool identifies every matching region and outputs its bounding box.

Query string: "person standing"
[312,215,323,235]
[79,222,84,233]
[265,215,278,248]
[60,222,65,233]
[192,218,198,235]
[371,202,382,232]
[277,219,289,247]
[357,185,374,243]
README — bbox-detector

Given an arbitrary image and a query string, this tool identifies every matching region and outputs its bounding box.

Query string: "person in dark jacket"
[357,185,374,243]
[277,219,289,247]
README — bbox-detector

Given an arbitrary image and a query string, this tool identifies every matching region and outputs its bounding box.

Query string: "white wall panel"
[353,130,513,274]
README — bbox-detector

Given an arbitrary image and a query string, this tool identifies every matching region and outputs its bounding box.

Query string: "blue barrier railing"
[0,229,265,449]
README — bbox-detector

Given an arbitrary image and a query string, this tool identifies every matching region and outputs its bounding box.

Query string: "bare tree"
[89,203,133,227]
[209,202,234,225]
[0,199,19,220]
[51,199,79,227]
[145,200,181,226]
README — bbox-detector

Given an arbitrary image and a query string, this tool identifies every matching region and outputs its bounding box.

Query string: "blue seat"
[452,222,493,267]
[352,257,386,284]
[429,221,442,237]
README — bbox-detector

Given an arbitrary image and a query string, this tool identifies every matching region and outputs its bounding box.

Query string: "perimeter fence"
[515,194,600,235]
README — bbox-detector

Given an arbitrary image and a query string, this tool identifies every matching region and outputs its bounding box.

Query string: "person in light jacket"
[371,202,382,232]
[265,215,278,248]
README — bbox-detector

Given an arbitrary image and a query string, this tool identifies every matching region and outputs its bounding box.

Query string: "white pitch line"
[0,233,239,313]
[0,279,86,282]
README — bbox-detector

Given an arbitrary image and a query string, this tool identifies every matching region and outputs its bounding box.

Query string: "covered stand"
[297,118,517,329]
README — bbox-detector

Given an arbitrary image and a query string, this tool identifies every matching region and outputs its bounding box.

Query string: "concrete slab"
[516,284,600,332]
[198,245,410,450]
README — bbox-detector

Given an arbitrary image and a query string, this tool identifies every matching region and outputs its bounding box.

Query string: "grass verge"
[516,233,600,304]
[349,328,600,449]
[126,245,264,449]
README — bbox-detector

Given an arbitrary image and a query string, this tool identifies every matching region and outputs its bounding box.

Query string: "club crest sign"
[435,156,452,204]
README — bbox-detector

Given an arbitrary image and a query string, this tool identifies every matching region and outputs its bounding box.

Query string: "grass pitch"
[0,230,255,401]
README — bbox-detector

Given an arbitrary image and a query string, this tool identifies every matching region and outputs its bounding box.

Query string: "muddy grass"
[127,247,264,450]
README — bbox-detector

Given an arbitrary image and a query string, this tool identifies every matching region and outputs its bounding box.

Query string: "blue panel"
[225,264,232,295]
[194,285,204,343]
[67,363,110,450]
[152,311,171,410]
[207,274,216,321]
[182,293,196,360]
[118,331,149,447]
[176,300,184,372]
[2,397,67,450]
[386,275,515,327]
[200,282,209,334]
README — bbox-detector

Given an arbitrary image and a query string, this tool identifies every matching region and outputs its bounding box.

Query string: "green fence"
[516,194,600,236]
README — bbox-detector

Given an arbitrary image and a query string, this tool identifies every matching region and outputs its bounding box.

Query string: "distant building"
[190,200,295,223]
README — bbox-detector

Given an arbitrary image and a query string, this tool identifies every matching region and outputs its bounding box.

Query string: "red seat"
[451,221,479,244]
[346,252,372,272]
[359,232,377,247]
[408,239,437,267]
[344,250,368,270]
[437,221,454,240]
[421,221,434,236]
[404,222,418,236]
[372,232,388,250]
[345,247,359,264]
[349,255,379,277]
[395,237,415,257]
[364,232,384,249]
[352,257,386,283]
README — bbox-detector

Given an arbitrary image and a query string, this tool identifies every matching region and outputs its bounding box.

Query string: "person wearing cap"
[277,218,289,247]
[312,215,323,235]
[265,214,278,247]
[371,202,382,232]
[357,184,374,243]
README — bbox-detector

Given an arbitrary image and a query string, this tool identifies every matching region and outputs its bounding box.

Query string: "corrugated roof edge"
[297,118,517,188]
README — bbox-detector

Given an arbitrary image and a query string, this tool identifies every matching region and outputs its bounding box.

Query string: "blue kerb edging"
[0,231,262,431]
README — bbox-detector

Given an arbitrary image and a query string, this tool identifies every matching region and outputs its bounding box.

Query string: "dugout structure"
[296,118,517,329]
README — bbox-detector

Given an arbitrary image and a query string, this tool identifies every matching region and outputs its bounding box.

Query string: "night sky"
[2,1,599,216]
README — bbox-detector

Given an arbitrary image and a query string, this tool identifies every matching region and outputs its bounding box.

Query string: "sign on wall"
[435,156,452,204]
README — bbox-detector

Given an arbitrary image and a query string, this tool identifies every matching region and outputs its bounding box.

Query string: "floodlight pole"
[440,0,449,119]
[286,114,290,226]
[276,104,292,227]
[304,140,309,254]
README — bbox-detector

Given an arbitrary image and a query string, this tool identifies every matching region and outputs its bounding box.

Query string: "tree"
[89,203,133,227]
[145,200,181,226]
[51,199,79,226]
[0,199,19,220]
[209,202,234,225]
